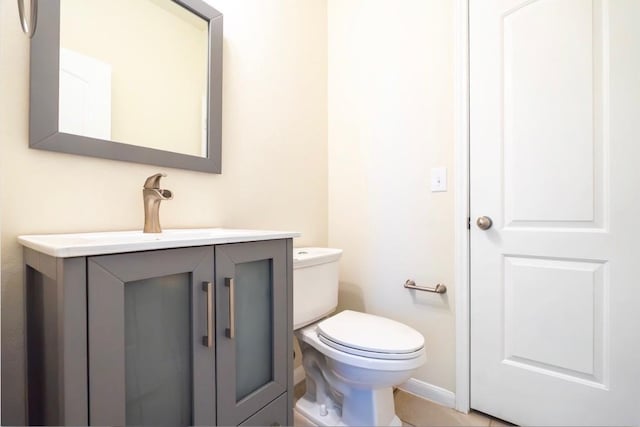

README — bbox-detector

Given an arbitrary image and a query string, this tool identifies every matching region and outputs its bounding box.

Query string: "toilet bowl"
[293,248,426,426]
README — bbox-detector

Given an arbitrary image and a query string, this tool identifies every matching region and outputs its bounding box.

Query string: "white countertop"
[18,228,301,258]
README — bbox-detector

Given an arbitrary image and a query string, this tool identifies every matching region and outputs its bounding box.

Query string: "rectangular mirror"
[30,0,223,173]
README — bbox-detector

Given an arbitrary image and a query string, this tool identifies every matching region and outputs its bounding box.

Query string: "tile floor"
[394,389,513,427]
[294,382,514,427]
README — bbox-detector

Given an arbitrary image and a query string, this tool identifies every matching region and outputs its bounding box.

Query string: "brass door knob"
[476,216,493,230]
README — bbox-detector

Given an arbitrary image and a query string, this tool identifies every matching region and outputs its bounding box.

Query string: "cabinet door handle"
[202,282,213,347]
[225,277,235,339]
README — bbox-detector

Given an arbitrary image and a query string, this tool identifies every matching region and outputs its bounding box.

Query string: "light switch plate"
[431,167,447,192]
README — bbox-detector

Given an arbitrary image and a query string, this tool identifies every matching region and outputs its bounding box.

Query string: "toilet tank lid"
[293,247,342,269]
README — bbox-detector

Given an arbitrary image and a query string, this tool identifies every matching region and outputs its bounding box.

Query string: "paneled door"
[88,247,215,426]
[215,240,288,426]
[470,0,640,425]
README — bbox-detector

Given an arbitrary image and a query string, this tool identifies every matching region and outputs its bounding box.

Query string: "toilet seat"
[318,334,424,360]
[296,311,426,372]
[317,310,425,356]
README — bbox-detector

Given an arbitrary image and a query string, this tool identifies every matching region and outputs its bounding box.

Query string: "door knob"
[476,216,493,230]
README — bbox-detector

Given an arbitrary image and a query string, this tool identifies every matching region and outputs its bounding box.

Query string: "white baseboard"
[294,366,306,385]
[397,378,456,409]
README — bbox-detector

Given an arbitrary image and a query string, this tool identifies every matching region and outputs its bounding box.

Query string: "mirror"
[29,0,223,173]
[59,0,209,157]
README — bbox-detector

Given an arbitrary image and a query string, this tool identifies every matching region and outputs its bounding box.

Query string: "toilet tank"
[293,247,343,329]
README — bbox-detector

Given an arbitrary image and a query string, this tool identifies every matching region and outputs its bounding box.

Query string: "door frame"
[453,0,471,414]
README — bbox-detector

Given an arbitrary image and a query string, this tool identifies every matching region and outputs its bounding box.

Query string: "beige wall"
[0,0,328,423]
[2,0,458,421]
[327,0,455,392]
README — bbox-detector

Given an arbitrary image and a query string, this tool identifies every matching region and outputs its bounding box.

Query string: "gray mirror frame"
[29,0,223,173]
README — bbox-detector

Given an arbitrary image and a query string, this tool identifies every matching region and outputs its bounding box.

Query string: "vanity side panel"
[26,266,60,425]
[286,238,294,426]
[24,250,88,426]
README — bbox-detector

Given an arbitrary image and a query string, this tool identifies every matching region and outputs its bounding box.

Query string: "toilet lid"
[317,310,424,355]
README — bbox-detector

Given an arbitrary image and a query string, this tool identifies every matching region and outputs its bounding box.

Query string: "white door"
[59,48,112,140]
[470,1,640,425]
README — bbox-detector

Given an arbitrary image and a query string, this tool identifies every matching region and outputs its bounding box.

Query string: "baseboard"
[397,378,456,409]
[294,365,306,385]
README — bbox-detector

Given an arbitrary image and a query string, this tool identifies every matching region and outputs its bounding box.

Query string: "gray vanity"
[19,229,299,426]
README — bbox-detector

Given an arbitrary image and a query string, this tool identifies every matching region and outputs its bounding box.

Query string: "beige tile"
[294,380,306,401]
[488,416,516,427]
[293,409,315,427]
[394,390,491,427]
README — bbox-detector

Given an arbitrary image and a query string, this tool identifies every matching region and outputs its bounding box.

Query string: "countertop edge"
[18,230,301,258]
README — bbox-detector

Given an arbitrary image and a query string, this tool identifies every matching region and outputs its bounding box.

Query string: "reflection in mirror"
[59,0,209,157]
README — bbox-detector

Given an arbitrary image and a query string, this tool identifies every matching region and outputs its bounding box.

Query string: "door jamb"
[454,0,471,414]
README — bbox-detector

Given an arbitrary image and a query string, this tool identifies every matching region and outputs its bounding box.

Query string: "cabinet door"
[215,240,288,426]
[239,393,287,426]
[88,247,215,426]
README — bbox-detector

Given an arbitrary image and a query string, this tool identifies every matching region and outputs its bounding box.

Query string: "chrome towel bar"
[404,279,447,294]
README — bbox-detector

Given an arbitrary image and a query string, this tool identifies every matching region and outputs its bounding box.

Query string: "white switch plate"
[431,167,447,192]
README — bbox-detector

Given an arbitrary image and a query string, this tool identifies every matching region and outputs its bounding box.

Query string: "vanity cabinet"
[23,236,294,426]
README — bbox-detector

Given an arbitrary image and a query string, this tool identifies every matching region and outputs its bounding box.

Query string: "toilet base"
[295,395,402,427]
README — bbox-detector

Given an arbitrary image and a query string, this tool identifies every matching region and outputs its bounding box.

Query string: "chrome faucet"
[143,173,173,233]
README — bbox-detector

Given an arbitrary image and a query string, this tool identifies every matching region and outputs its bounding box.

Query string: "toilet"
[293,248,426,426]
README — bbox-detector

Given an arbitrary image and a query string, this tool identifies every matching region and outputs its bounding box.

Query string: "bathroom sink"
[18,228,300,258]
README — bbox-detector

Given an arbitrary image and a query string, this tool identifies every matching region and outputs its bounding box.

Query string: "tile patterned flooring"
[394,389,513,427]
[294,382,514,426]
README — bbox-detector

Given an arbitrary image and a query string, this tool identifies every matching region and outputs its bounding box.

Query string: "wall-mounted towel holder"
[404,279,447,294]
